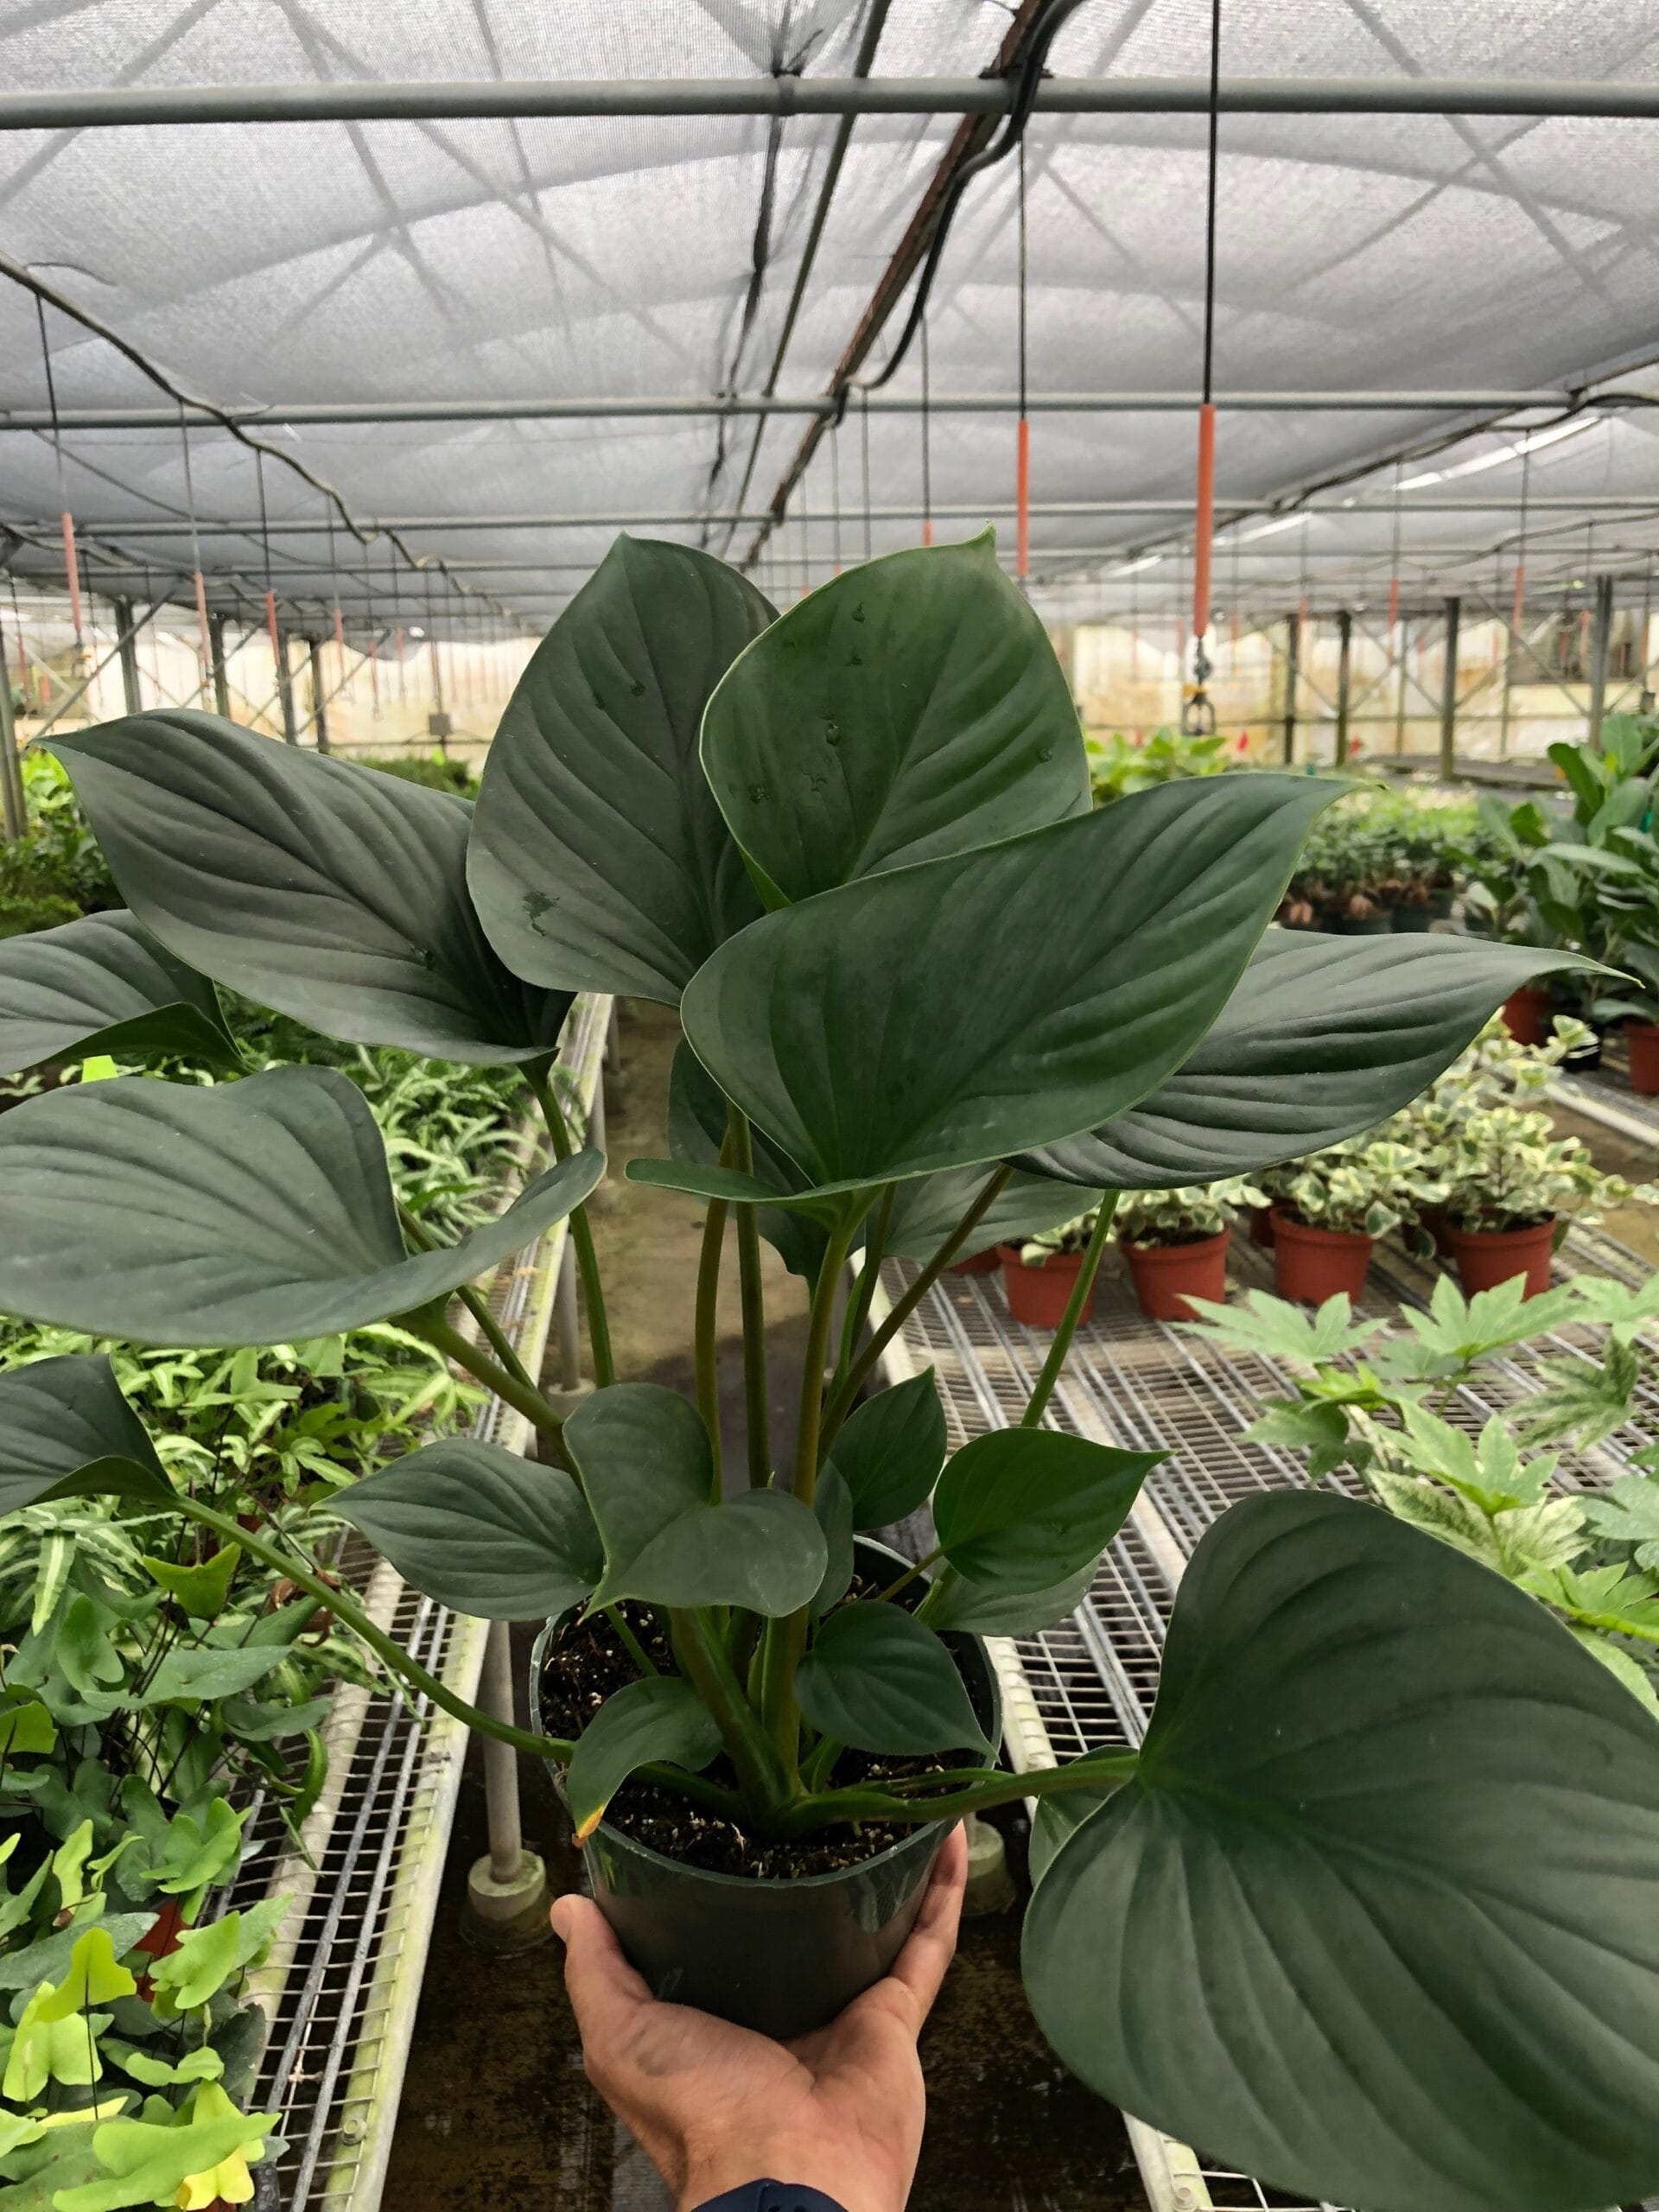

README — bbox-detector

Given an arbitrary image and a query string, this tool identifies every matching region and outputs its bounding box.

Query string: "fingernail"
[550,1895,575,1943]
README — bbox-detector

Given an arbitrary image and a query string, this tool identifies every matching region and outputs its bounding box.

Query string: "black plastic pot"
[531,1538,1001,2038]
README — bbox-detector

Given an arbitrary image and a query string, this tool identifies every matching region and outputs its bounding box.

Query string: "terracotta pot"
[1628,1019,1659,1096]
[1271,1209,1374,1304]
[1120,1230,1229,1321]
[1417,1205,1455,1258]
[1444,1216,1557,1300]
[1501,985,1553,1047]
[1248,1204,1276,1249]
[997,1244,1096,1330]
[946,1247,1000,1274]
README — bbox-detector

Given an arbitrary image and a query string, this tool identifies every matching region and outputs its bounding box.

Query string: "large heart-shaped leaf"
[48,712,570,1063]
[923,1559,1096,1637]
[1022,1491,1659,2212]
[666,1039,830,1281]
[676,776,1339,1197]
[0,1355,170,1513]
[1020,932,1600,1190]
[468,536,775,1003]
[565,1383,824,1615]
[701,532,1089,906]
[795,1602,990,1756]
[565,1676,723,1840]
[823,1370,946,1531]
[0,912,239,1076]
[336,1439,602,1620]
[933,1431,1160,1595]
[0,1066,602,1345]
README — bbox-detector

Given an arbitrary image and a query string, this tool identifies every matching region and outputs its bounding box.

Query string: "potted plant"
[1261,1139,1427,1303]
[0,534,1652,2212]
[1581,818,1659,1094]
[1000,1211,1101,1328]
[1115,1179,1264,1320]
[1423,1103,1649,1298]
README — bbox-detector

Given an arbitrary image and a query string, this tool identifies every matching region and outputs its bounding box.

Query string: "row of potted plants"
[1276,783,1477,933]
[1459,712,1659,1091]
[982,1016,1647,1322]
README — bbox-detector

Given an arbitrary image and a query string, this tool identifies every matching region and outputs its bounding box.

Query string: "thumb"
[550,1891,653,2037]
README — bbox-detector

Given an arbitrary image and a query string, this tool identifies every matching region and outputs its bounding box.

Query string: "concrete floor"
[383,1002,1141,2212]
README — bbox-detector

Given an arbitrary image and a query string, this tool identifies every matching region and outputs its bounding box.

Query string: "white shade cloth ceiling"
[3,1,1659,635]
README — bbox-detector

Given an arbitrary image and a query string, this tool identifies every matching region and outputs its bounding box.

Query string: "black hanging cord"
[1017,137,1029,421]
[34,295,68,512]
[255,450,273,600]
[1199,0,1222,408]
[856,0,1089,395]
[920,314,933,541]
[830,416,843,575]
[860,389,873,562]
[1182,0,1224,734]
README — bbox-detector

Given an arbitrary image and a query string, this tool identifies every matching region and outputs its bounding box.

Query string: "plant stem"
[728,1110,772,1487]
[874,1548,942,1605]
[670,1608,792,1819]
[407,1308,572,1471]
[1020,1193,1119,1428]
[607,1608,659,1677]
[524,1059,616,1389]
[694,1134,734,1491]
[819,1166,1013,1455]
[397,1200,538,1394]
[779,1750,1141,1838]
[834,1182,894,1395]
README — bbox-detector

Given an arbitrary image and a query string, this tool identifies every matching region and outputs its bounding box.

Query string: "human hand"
[550,1822,969,2212]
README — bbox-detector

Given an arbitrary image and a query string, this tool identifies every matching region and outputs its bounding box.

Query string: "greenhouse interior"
[5,7,1659,2212]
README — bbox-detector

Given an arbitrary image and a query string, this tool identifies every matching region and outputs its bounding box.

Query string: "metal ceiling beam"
[9,77,1659,130]
[0,389,1618,430]
[46,495,1659,537]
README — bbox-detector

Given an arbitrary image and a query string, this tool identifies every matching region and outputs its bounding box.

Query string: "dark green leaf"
[48,712,570,1063]
[933,1431,1160,1594]
[680,776,1340,1195]
[1028,1751,1138,1887]
[1021,931,1602,1189]
[565,1676,722,1840]
[886,1166,1099,1263]
[810,1468,855,1616]
[922,1560,1096,1636]
[137,1647,284,1707]
[0,912,239,1076]
[336,1438,602,1619]
[0,1065,602,1345]
[824,1370,947,1530]
[701,533,1089,906]
[0,1355,169,1514]
[468,536,775,1003]
[795,1602,989,1756]
[565,1384,824,1615]
[666,1039,830,1280]
[1022,1490,1659,2212]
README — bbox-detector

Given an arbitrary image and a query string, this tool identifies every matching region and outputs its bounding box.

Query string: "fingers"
[550,1891,654,2038]
[885,1821,968,2024]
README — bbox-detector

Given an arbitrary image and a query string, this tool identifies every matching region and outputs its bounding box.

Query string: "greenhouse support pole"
[307,636,329,752]
[1587,574,1614,748]
[1395,616,1410,754]
[207,612,231,716]
[0,639,22,841]
[1334,609,1352,767]
[1280,610,1299,763]
[1439,596,1460,780]
[112,595,142,715]
[273,627,299,745]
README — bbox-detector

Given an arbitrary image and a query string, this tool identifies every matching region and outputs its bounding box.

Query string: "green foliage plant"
[1085,724,1233,805]
[1114,1176,1265,1245]
[0,531,1651,2211]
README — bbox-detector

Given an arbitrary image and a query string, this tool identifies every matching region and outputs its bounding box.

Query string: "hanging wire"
[1641,554,1655,710]
[1183,0,1224,735]
[255,449,280,672]
[920,314,933,547]
[1388,458,1403,635]
[860,389,873,563]
[176,403,213,707]
[1512,442,1532,663]
[363,537,381,719]
[830,416,843,576]
[35,296,85,660]
[1016,136,1030,583]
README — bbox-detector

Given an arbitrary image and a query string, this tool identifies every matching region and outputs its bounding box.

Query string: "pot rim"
[995,1242,1086,1271]
[1268,1205,1375,1248]
[1443,1213,1557,1246]
[529,1541,996,1897]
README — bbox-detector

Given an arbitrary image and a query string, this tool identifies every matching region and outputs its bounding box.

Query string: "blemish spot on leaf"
[851,603,866,624]
[825,721,842,747]
[848,652,862,666]
[1039,744,1053,761]
[748,784,766,804]
[630,679,645,697]
[523,890,553,938]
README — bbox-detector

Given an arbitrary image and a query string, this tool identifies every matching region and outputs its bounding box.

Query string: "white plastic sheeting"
[2,1,1659,642]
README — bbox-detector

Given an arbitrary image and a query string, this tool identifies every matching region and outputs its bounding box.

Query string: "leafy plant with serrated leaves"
[0,530,1648,2212]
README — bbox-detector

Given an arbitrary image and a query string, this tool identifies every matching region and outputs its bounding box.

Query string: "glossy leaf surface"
[337,1439,603,1620]
[933,1431,1160,1594]
[795,1603,989,1756]
[702,534,1089,905]
[0,1066,602,1345]
[665,1038,830,1280]
[1023,932,1599,1190]
[469,536,775,1002]
[823,1370,947,1530]
[923,1560,1096,1637]
[0,1355,169,1513]
[49,713,570,1062]
[566,1384,824,1615]
[0,912,238,1075]
[681,776,1338,1195]
[1022,1491,1659,2212]
[565,1676,723,1840]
